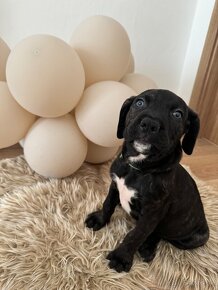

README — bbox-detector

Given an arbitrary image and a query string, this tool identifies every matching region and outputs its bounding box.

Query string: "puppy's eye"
[135,99,145,108]
[172,110,183,119]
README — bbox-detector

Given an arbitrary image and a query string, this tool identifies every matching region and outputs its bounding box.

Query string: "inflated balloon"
[6,35,85,117]
[0,81,35,149]
[75,81,136,147]
[1,16,159,179]
[70,15,131,86]
[0,38,10,81]
[121,73,158,94]
[125,53,135,74]
[86,141,119,164]
[24,115,87,178]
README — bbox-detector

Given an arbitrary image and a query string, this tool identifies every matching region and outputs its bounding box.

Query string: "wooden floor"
[182,138,218,188]
[0,138,218,189]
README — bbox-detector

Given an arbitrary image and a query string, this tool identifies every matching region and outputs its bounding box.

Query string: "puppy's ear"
[182,108,200,155]
[117,96,135,139]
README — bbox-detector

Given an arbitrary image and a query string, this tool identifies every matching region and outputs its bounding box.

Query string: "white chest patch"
[113,174,136,214]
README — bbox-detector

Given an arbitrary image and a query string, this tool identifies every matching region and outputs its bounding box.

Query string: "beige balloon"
[86,141,119,164]
[24,114,87,178]
[0,81,35,149]
[6,35,85,117]
[125,53,135,74]
[75,81,136,147]
[70,15,131,87]
[121,73,158,94]
[0,38,10,81]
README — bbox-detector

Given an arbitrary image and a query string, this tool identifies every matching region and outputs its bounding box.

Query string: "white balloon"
[0,37,10,81]
[75,81,136,147]
[0,81,35,149]
[6,35,85,117]
[121,73,158,94]
[24,115,87,178]
[70,16,131,86]
[125,53,135,74]
[86,141,119,164]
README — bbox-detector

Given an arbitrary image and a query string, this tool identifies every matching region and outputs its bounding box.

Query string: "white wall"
[178,0,215,103]
[0,0,214,103]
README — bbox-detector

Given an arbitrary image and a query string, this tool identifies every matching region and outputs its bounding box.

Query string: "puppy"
[85,89,209,273]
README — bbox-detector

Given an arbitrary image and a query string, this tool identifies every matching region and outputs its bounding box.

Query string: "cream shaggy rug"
[0,156,217,290]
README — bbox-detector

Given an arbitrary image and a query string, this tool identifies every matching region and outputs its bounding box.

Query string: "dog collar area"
[119,153,142,172]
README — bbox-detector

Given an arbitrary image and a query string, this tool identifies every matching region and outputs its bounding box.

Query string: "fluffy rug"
[0,156,217,290]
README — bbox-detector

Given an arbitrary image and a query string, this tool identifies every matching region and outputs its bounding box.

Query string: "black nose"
[140,117,160,134]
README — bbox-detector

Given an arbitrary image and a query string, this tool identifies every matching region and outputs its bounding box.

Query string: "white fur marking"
[114,175,136,214]
[134,141,151,153]
[128,154,147,163]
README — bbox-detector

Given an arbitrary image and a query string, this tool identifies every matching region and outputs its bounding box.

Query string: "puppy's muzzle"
[140,117,160,135]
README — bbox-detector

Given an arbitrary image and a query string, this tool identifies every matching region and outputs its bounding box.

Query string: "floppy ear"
[117,96,135,139]
[182,108,200,155]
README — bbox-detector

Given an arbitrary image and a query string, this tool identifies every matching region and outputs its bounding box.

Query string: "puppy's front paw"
[85,210,107,231]
[106,248,133,272]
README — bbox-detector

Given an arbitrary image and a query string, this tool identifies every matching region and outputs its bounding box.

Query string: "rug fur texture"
[0,156,217,290]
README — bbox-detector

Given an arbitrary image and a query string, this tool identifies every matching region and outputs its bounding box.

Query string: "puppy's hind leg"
[138,232,161,262]
[168,225,209,250]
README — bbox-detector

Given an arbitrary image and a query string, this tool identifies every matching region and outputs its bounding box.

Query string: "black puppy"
[85,89,209,273]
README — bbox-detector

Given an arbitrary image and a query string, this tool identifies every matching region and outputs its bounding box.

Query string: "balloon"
[121,73,158,94]
[24,115,87,178]
[0,81,35,149]
[0,37,10,81]
[70,16,131,86]
[6,35,85,117]
[86,141,119,164]
[75,81,136,147]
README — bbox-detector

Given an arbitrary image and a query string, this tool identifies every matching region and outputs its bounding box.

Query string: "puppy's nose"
[140,117,160,134]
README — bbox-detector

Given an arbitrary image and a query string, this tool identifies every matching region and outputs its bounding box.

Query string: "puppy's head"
[117,89,199,161]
